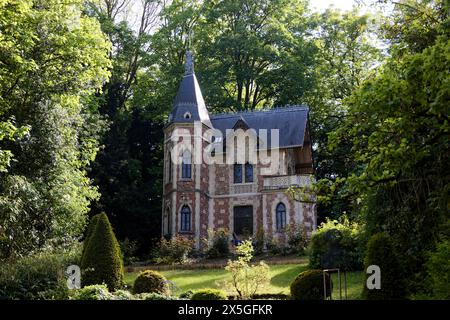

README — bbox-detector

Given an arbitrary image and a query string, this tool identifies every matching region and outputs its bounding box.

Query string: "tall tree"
[87,0,164,255]
[329,0,449,292]
[305,9,381,223]
[151,0,317,112]
[0,0,111,259]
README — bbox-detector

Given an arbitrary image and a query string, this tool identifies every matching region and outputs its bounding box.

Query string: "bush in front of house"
[206,228,230,259]
[138,292,178,300]
[425,240,450,299]
[0,245,81,300]
[179,290,194,299]
[133,270,170,295]
[191,289,228,300]
[71,284,113,300]
[152,235,194,265]
[290,269,332,300]
[308,217,364,271]
[81,213,124,290]
[362,232,406,300]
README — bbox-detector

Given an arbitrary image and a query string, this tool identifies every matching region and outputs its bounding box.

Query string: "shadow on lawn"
[269,264,308,289]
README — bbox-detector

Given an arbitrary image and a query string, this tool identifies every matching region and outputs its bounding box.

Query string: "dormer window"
[184,112,191,120]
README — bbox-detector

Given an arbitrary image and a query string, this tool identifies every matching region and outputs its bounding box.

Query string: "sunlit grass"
[124,263,364,299]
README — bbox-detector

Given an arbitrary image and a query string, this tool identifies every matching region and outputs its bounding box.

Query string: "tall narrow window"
[276,202,286,231]
[180,205,191,232]
[245,163,253,183]
[168,152,172,182]
[234,164,242,183]
[181,150,191,179]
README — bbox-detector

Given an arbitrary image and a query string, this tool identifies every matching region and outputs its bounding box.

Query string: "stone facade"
[161,53,316,249]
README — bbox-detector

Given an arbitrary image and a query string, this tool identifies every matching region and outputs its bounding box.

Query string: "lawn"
[124,263,364,300]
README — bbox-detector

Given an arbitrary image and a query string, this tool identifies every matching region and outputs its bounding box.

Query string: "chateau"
[162,53,316,249]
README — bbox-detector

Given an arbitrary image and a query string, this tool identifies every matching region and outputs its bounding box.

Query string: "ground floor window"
[233,205,253,236]
[180,205,191,231]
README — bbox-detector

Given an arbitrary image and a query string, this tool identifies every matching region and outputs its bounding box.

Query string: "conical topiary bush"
[81,214,100,258]
[81,213,124,290]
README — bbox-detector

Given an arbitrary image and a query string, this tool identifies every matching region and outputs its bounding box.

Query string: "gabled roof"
[210,106,309,149]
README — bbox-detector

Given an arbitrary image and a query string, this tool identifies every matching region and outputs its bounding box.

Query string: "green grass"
[124,263,364,299]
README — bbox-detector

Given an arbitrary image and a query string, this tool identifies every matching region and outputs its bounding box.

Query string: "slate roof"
[210,106,309,149]
[168,73,212,127]
[168,53,309,149]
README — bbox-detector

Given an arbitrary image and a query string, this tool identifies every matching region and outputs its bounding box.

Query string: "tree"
[81,213,124,290]
[86,0,164,256]
[151,0,317,112]
[0,0,110,259]
[304,9,381,223]
[329,0,449,291]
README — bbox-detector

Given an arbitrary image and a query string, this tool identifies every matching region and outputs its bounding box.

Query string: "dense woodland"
[0,0,449,296]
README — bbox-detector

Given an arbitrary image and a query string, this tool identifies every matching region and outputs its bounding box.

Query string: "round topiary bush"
[81,213,124,290]
[362,233,405,300]
[133,270,170,295]
[290,270,332,300]
[191,289,228,300]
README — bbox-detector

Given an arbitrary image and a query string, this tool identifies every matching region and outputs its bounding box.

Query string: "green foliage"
[71,284,113,300]
[290,269,332,300]
[0,0,111,259]
[324,1,449,293]
[191,289,228,300]
[308,217,364,271]
[179,290,194,299]
[120,238,139,265]
[137,292,178,300]
[133,270,170,295]
[152,236,194,265]
[424,240,450,299]
[81,213,124,290]
[81,214,100,258]
[0,245,81,300]
[222,240,270,299]
[362,233,406,300]
[205,228,230,259]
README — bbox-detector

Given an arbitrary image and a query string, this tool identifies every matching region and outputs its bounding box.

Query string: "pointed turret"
[168,51,211,127]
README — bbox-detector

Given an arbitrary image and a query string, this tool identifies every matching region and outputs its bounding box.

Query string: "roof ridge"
[210,104,309,119]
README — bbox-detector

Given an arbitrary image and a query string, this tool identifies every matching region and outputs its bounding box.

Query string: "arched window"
[245,163,253,183]
[276,202,286,231]
[168,152,172,182]
[180,205,191,232]
[234,163,242,183]
[181,150,191,179]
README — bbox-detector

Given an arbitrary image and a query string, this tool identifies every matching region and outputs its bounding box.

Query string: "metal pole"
[323,271,327,300]
[338,269,342,300]
[344,271,347,300]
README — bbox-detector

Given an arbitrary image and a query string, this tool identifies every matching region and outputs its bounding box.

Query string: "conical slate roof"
[168,52,211,127]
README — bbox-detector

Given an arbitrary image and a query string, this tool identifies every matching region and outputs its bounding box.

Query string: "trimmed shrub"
[362,233,406,300]
[206,228,230,259]
[424,240,450,299]
[290,270,332,300]
[152,235,194,265]
[111,290,134,300]
[191,289,228,300]
[71,284,113,300]
[133,270,170,295]
[138,292,178,300]
[82,214,100,255]
[179,290,194,299]
[80,213,124,290]
[308,218,364,271]
[0,246,81,300]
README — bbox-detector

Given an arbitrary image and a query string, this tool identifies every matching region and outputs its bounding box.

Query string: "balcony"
[262,174,314,190]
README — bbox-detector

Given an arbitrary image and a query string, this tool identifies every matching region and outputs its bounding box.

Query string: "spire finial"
[185,50,194,75]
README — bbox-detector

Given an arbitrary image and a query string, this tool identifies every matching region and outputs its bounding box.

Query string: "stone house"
[162,53,316,249]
